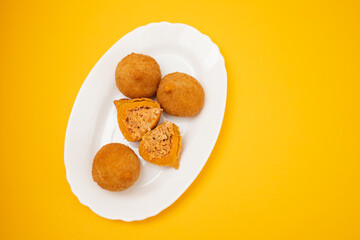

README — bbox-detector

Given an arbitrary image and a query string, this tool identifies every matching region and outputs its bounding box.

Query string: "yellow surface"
[1,0,359,239]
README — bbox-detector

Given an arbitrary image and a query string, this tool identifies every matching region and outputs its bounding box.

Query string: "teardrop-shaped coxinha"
[114,98,161,142]
[139,121,182,169]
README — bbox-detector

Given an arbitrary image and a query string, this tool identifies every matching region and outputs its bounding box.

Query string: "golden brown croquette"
[157,72,204,117]
[115,53,161,98]
[139,121,182,169]
[92,143,140,191]
[114,98,161,142]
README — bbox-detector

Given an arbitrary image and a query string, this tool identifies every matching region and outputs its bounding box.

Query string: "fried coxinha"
[139,121,182,169]
[115,53,161,98]
[92,143,140,191]
[157,72,204,117]
[114,98,161,142]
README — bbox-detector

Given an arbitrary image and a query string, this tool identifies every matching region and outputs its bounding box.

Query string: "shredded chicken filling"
[142,122,174,159]
[125,106,160,138]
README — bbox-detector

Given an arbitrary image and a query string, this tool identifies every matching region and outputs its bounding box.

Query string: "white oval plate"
[64,22,227,221]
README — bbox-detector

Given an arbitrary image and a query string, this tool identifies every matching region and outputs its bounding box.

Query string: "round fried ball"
[157,72,205,117]
[115,53,161,98]
[92,143,140,191]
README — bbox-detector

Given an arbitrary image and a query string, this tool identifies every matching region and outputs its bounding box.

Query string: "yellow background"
[1,0,359,239]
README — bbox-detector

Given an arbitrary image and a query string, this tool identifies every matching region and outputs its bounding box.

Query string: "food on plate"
[92,143,140,191]
[157,72,204,117]
[115,53,161,98]
[139,121,182,169]
[114,98,161,142]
